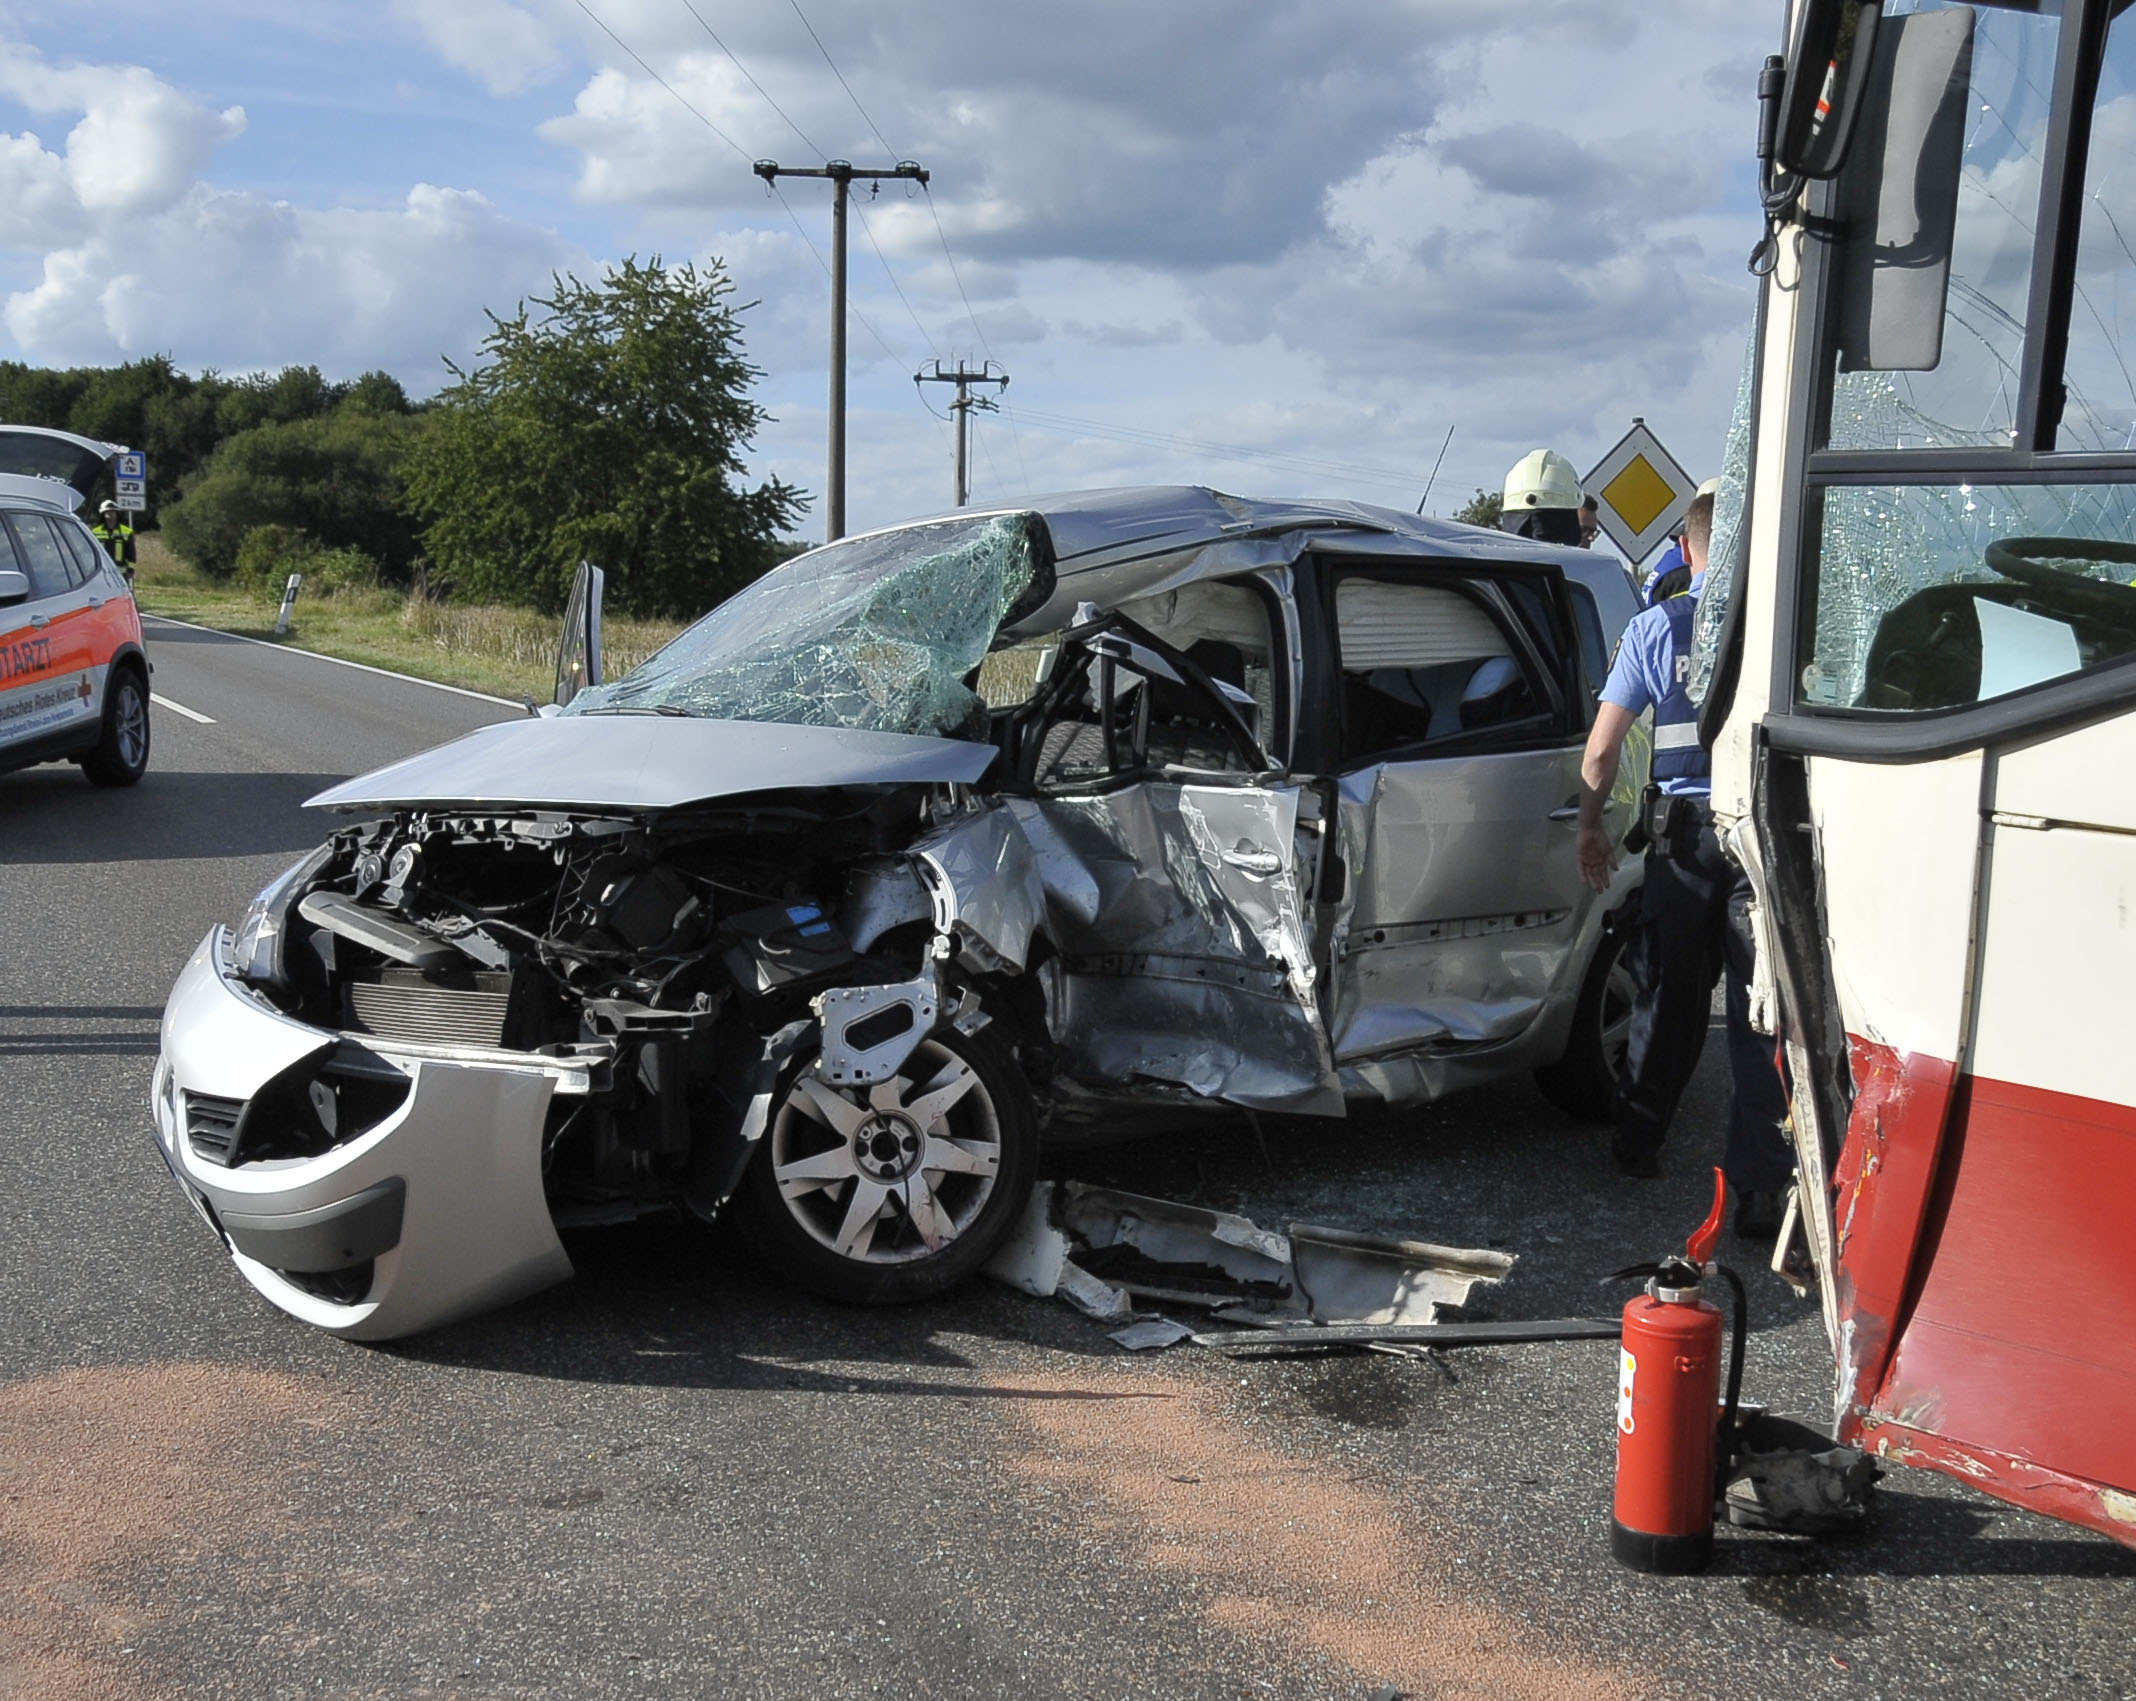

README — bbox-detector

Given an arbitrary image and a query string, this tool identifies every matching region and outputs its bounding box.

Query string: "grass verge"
[130,538,688,703]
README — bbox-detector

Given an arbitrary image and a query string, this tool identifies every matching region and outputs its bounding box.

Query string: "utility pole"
[754,158,928,542]
[913,359,1009,507]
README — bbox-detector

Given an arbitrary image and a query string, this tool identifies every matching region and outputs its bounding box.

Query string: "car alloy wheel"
[114,679,148,769]
[83,666,150,786]
[768,1035,1005,1265]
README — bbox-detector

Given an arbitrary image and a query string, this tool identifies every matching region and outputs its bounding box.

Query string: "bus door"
[1718,0,2136,1542]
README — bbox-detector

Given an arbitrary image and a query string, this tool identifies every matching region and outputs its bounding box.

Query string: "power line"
[757,158,931,539]
[764,182,903,366]
[772,0,1019,492]
[918,182,1029,492]
[570,0,753,166]
[915,360,1008,507]
[674,0,822,154]
[851,192,938,362]
[919,184,994,364]
[785,0,897,157]
[667,0,934,369]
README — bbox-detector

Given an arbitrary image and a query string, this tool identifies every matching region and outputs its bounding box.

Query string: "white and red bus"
[1704,0,2136,1543]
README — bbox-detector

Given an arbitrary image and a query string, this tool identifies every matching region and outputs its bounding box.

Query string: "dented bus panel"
[1707,0,2136,1546]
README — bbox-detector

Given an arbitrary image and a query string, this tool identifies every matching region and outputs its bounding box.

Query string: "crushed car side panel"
[1017,783,1340,1115]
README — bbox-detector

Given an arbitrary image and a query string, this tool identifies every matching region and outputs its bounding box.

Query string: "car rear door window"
[4,512,76,598]
[1332,577,1551,762]
[53,516,106,584]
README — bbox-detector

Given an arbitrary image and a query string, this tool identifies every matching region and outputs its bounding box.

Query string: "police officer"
[1500,449,1585,546]
[1574,489,1791,1239]
[1639,478,1720,605]
[91,500,136,573]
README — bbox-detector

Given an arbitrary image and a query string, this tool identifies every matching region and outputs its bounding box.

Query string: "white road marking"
[140,614,526,708]
[149,692,215,724]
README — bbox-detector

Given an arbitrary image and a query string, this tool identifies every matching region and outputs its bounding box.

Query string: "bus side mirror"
[1776,0,1883,179]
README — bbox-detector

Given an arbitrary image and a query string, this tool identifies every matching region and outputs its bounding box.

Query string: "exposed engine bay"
[248,785,984,1236]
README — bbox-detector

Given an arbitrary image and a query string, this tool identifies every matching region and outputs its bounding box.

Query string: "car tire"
[1535,911,1636,1124]
[81,663,150,787]
[732,1017,1037,1306]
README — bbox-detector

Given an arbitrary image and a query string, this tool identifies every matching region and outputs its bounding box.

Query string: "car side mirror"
[1776,0,1882,179]
[0,568,27,606]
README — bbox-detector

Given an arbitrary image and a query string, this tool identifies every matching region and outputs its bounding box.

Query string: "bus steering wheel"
[1984,534,2136,601]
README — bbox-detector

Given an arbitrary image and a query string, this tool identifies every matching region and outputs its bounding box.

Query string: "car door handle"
[1548,806,1580,822]
[1221,844,1283,877]
[86,596,104,609]
[28,613,48,628]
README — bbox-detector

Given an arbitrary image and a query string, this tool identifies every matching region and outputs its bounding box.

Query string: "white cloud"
[0,39,580,382]
[391,0,562,96]
[0,1,1786,537]
[528,0,1779,529]
[7,183,580,382]
[0,48,244,219]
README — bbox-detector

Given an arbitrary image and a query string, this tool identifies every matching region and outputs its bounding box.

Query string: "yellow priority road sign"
[1583,420,1694,564]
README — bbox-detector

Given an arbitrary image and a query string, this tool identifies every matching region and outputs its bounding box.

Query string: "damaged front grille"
[184,1093,246,1164]
[344,968,512,1048]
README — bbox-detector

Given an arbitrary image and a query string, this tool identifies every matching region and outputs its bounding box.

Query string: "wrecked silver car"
[151,488,1647,1339]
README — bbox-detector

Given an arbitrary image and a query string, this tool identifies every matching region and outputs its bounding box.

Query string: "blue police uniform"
[1640,542,1690,606]
[1599,577,1791,1197]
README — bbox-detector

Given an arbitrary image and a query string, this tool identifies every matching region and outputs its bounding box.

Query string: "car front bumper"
[152,928,587,1340]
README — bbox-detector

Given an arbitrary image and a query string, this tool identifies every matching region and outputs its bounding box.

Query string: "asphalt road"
[2,614,2130,1701]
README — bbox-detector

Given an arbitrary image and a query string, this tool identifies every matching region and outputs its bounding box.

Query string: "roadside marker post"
[274,573,303,636]
[1584,420,1694,563]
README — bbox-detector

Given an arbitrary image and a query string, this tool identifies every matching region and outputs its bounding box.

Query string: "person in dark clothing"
[1572,491,1792,1240]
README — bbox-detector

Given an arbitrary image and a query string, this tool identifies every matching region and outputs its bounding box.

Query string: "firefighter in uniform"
[1573,489,1791,1239]
[92,500,136,574]
[1499,448,1586,547]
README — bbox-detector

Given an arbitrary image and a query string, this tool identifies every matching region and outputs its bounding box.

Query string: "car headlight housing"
[232,845,333,987]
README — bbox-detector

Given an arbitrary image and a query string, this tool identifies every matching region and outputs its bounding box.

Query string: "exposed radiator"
[344,969,511,1049]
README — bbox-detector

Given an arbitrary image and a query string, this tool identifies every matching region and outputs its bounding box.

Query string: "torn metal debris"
[985,1180,1515,1343]
[1188,1317,1625,1355]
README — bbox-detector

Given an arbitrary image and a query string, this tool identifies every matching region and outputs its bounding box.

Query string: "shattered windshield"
[567,512,1041,738]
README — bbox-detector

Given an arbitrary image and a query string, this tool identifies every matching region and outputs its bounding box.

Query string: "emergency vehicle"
[1707,0,2136,1545]
[0,426,151,787]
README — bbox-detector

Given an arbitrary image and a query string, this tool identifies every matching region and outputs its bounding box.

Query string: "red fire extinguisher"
[1609,1168,1748,1574]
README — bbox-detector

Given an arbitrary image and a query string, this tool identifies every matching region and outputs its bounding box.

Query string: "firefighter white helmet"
[1503,449,1582,514]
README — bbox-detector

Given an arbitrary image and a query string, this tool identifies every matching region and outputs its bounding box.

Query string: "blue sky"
[0,0,1782,542]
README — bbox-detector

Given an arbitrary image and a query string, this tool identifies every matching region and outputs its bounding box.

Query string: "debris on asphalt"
[1107,1317,1197,1351]
[1188,1317,1625,1355]
[1722,1413,1880,1533]
[985,1180,1517,1346]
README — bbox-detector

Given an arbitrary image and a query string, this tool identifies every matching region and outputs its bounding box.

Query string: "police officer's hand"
[1576,821,1618,894]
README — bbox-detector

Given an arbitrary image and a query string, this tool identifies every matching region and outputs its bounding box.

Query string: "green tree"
[404,255,804,617]
[1453,487,1503,528]
[341,370,414,415]
[162,411,426,581]
[215,364,338,436]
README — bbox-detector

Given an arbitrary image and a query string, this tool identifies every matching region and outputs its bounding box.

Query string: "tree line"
[0,257,806,618]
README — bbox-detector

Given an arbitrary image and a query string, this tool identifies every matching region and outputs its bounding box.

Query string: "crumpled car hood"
[305,715,998,813]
